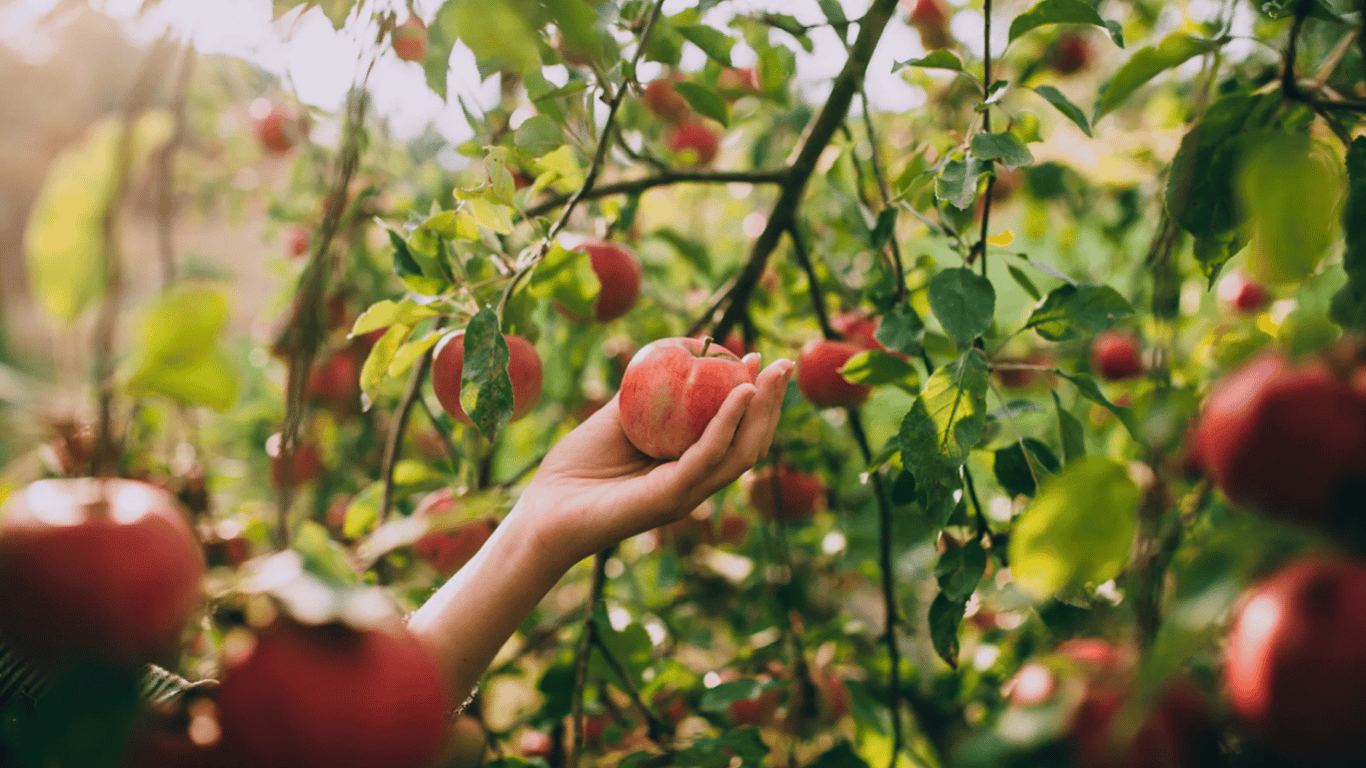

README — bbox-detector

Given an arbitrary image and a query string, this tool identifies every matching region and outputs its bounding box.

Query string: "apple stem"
[699,336,714,357]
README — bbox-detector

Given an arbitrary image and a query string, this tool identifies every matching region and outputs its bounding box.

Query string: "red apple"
[217,619,449,768]
[558,239,643,323]
[287,226,310,258]
[641,77,691,123]
[831,311,886,352]
[726,676,781,727]
[993,351,1054,390]
[307,349,362,417]
[813,671,850,722]
[904,0,952,50]
[1218,273,1272,315]
[1224,558,1366,767]
[431,331,544,426]
[618,337,755,460]
[391,17,428,63]
[665,123,719,166]
[252,101,307,155]
[1048,32,1092,75]
[411,488,498,576]
[435,714,487,768]
[652,689,690,726]
[717,66,761,98]
[1193,351,1366,526]
[1089,331,1144,381]
[746,465,825,523]
[797,339,872,408]
[0,478,205,669]
[269,437,324,487]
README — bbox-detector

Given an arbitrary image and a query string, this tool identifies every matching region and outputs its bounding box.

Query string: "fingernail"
[780,360,795,378]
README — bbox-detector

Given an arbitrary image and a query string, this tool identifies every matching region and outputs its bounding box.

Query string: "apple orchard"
[5,0,1366,766]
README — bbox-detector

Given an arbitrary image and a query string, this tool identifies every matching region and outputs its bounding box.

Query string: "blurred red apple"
[904,0,952,50]
[797,339,871,407]
[558,239,643,323]
[269,437,324,487]
[666,123,719,166]
[726,675,780,727]
[619,337,754,460]
[1090,331,1144,381]
[746,465,825,523]
[252,100,307,155]
[411,488,498,577]
[1048,32,1092,75]
[431,331,544,426]
[1218,273,1272,315]
[307,349,362,417]
[717,66,761,98]
[641,77,691,123]
[287,226,310,258]
[0,478,205,670]
[516,730,553,758]
[391,16,427,62]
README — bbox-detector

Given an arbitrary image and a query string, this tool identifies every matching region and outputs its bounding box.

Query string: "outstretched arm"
[406,354,792,706]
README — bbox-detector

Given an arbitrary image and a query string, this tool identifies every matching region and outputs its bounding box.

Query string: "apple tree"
[3,0,1366,767]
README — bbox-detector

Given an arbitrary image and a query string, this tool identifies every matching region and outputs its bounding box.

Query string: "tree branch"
[378,323,445,527]
[521,168,791,219]
[569,548,612,768]
[154,43,195,289]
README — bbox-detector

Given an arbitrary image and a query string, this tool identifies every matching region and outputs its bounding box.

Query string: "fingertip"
[742,352,762,379]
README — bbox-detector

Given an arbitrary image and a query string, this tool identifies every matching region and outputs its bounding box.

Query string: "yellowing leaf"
[986,231,1015,246]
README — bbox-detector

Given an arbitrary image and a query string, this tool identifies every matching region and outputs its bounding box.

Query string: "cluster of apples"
[639,71,750,167]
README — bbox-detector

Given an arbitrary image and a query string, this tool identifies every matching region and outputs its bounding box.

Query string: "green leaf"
[528,242,599,318]
[543,0,602,63]
[351,299,440,337]
[936,538,987,601]
[388,330,443,378]
[122,285,238,411]
[1239,133,1346,285]
[869,207,897,250]
[898,353,989,523]
[928,267,996,348]
[343,482,383,539]
[875,304,927,357]
[936,157,985,210]
[892,50,964,72]
[673,80,729,127]
[1095,34,1224,120]
[1008,457,1138,601]
[841,350,920,387]
[440,0,541,74]
[1059,372,1138,436]
[1007,0,1106,43]
[810,742,869,768]
[25,111,173,324]
[465,197,515,235]
[929,592,967,668]
[1052,390,1086,464]
[1007,264,1042,301]
[293,520,361,586]
[460,307,514,440]
[360,323,412,403]
[676,24,733,65]
[515,115,564,156]
[1331,138,1366,329]
[388,229,447,296]
[1032,86,1092,137]
[970,132,1034,169]
[993,438,1060,497]
[1025,284,1133,341]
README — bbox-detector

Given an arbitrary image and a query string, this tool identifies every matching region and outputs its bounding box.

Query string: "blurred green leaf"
[677,24,734,65]
[1096,34,1224,121]
[529,242,599,318]
[360,323,412,402]
[1008,457,1138,601]
[461,307,514,440]
[439,0,541,74]
[351,299,439,336]
[994,438,1060,497]
[344,482,383,540]
[123,285,237,411]
[1052,390,1086,464]
[892,50,964,72]
[389,229,448,296]
[294,520,361,587]
[1007,264,1042,301]
[1331,138,1366,329]
[937,538,987,601]
[929,267,996,348]
[1007,0,1106,43]
[841,350,920,387]
[929,592,967,668]
[388,329,443,378]
[1025,284,1133,341]
[1240,134,1345,285]
[673,80,729,126]
[1059,372,1138,435]
[1032,86,1092,137]
[515,115,565,157]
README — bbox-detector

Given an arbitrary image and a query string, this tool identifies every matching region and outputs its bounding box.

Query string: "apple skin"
[904,0,952,50]
[411,488,498,577]
[1048,32,1092,75]
[559,239,643,323]
[797,339,872,408]
[666,123,720,167]
[619,337,754,460]
[746,465,825,523]
[1192,351,1366,526]
[307,349,362,417]
[641,77,691,123]
[1224,558,1366,767]
[391,17,427,63]
[254,103,306,155]
[726,676,781,727]
[1219,273,1272,315]
[431,331,544,427]
[1089,331,1144,381]
[0,478,205,670]
[217,620,449,768]
[270,440,324,487]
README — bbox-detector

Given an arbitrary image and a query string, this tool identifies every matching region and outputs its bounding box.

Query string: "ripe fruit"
[559,239,643,323]
[287,226,310,258]
[411,488,498,576]
[797,339,872,408]
[746,465,825,523]
[666,123,720,167]
[307,349,362,416]
[217,620,449,768]
[0,478,205,669]
[1089,331,1144,381]
[905,0,952,50]
[618,337,754,460]
[641,77,691,123]
[269,437,324,487]
[1048,32,1092,75]
[1218,272,1272,315]
[717,66,761,98]
[431,331,544,426]
[435,715,487,768]
[831,311,887,353]
[251,99,306,155]
[1224,558,1366,767]
[726,676,781,727]
[391,16,427,62]
[1192,351,1366,526]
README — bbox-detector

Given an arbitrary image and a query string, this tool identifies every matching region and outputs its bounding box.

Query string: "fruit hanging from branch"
[666,123,720,167]
[1089,331,1144,381]
[391,16,427,63]
[745,464,825,523]
[555,238,643,323]
[618,337,754,460]
[431,331,544,426]
[641,76,691,123]
[411,488,498,577]
[797,339,871,407]
[251,99,308,155]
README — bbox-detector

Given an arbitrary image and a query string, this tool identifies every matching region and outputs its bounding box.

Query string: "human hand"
[511,353,792,567]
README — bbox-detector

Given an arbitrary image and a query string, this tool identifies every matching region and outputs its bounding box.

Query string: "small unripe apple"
[666,123,720,167]
[1089,331,1144,381]
[1193,351,1366,526]
[0,478,205,670]
[557,238,643,323]
[641,77,691,123]
[1048,32,1092,75]
[391,16,428,63]
[287,226,310,258]
[431,331,544,426]
[797,339,872,408]
[1224,558,1366,767]
[217,620,449,768]
[411,488,498,577]
[619,337,754,460]
[1218,273,1272,315]
[746,465,825,523]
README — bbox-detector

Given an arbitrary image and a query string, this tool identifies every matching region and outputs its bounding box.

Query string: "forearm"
[405,499,577,707]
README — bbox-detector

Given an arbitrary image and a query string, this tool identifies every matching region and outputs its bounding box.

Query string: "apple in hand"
[666,123,720,166]
[431,331,544,426]
[411,488,498,577]
[391,16,427,63]
[746,465,825,523]
[557,238,643,323]
[641,77,691,123]
[217,619,449,768]
[1224,558,1366,767]
[1192,351,1366,527]
[619,337,754,460]
[0,478,205,670]
[1089,331,1144,381]
[797,339,872,407]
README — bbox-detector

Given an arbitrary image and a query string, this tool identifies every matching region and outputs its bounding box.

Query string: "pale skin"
[407,354,793,706]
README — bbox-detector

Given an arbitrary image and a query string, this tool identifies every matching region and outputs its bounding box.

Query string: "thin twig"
[378,323,445,527]
[521,168,790,219]
[788,223,836,339]
[154,43,195,288]
[590,632,671,742]
[971,0,996,277]
[569,549,612,768]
